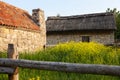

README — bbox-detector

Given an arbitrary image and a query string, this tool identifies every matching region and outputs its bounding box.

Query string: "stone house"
[0,1,46,52]
[46,12,116,45]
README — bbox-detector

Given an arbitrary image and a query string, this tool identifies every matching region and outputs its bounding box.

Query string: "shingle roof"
[46,12,116,32]
[0,1,40,31]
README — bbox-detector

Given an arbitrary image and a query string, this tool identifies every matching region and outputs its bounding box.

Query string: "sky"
[3,0,120,19]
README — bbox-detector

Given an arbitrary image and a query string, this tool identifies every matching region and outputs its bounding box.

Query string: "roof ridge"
[0,1,28,14]
[47,12,114,20]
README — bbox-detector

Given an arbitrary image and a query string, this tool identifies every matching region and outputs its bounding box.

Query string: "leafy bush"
[21,42,120,65]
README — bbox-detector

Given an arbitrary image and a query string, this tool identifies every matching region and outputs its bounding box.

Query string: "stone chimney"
[32,8,45,27]
[32,8,46,47]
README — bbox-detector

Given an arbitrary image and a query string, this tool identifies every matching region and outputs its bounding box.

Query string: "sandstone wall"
[47,31,114,45]
[0,26,45,52]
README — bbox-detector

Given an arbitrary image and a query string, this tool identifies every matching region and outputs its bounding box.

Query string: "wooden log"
[0,58,120,76]
[0,67,14,74]
[7,44,19,80]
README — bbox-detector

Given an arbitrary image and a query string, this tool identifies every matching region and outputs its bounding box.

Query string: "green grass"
[0,42,120,80]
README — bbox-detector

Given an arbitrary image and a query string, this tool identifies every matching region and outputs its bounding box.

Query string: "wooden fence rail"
[0,67,14,74]
[0,44,120,80]
[0,58,120,76]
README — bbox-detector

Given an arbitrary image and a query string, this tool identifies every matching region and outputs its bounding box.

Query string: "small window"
[82,36,90,42]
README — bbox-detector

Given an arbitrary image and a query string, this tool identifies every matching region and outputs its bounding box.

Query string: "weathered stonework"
[32,9,46,47]
[47,31,115,45]
[0,2,46,52]
[0,26,45,52]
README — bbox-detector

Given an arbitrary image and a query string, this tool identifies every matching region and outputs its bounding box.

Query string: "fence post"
[7,44,19,80]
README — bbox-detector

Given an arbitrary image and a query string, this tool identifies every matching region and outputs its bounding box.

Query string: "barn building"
[46,12,116,45]
[0,1,46,52]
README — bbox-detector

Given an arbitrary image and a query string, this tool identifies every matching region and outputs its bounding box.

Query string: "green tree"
[56,13,60,17]
[106,8,120,39]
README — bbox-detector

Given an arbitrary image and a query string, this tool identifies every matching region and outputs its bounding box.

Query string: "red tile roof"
[0,1,40,31]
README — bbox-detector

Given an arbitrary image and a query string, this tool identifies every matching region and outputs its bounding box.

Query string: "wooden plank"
[0,58,120,76]
[0,67,14,74]
[7,44,19,80]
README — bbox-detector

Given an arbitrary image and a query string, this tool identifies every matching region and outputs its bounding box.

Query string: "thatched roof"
[46,12,116,32]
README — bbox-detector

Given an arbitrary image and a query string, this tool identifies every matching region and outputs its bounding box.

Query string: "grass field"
[0,42,120,80]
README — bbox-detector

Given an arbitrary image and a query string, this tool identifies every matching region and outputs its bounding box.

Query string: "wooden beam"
[7,44,19,80]
[0,58,120,76]
[0,67,14,74]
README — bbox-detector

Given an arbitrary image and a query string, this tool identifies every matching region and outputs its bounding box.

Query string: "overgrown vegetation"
[0,42,120,80]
